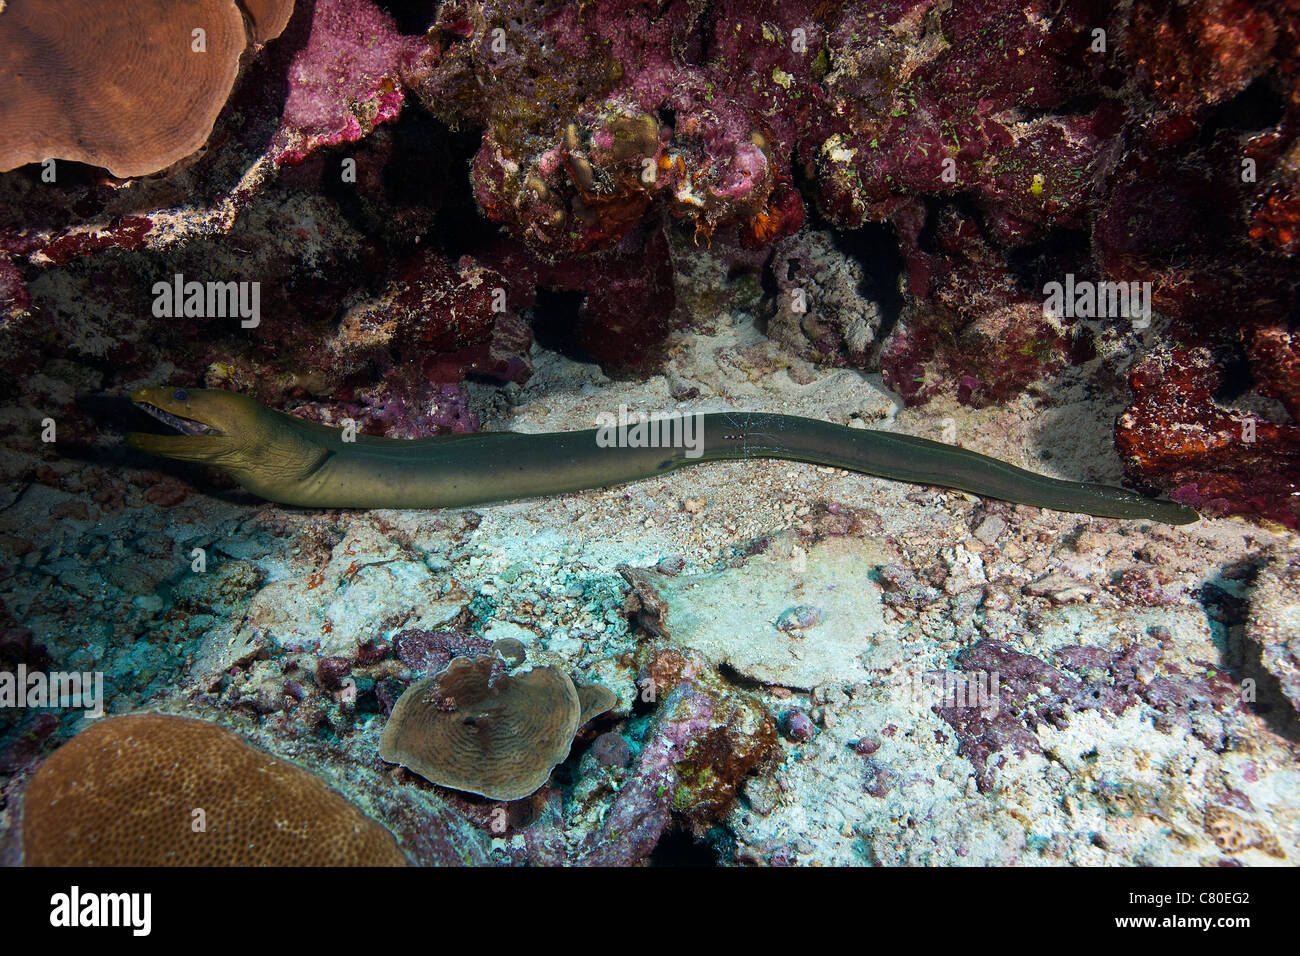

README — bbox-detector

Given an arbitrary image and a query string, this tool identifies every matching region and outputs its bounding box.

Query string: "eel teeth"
[139,402,221,436]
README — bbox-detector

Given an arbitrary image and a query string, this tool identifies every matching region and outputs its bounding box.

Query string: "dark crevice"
[417,151,502,260]
[832,221,909,341]
[374,0,439,35]
[1213,342,1255,404]
[784,156,909,341]
[318,109,495,262]
[757,232,783,302]
[648,826,722,866]
[1004,227,1094,292]
[1199,75,1287,141]
[1014,93,1106,124]
[1201,559,1300,742]
[530,288,597,364]
[681,0,717,66]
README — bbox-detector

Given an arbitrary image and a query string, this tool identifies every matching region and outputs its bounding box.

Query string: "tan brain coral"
[22,712,407,866]
[0,0,294,178]
[380,655,617,801]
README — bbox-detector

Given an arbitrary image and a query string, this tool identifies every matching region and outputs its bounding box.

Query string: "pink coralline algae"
[816,2,1298,413]
[938,638,1244,793]
[1126,0,1281,112]
[780,708,816,743]
[879,207,1073,407]
[355,381,483,438]
[1246,320,1300,422]
[393,627,495,676]
[395,0,817,366]
[405,0,811,256]
[271,0,425,166]
[574,687,714,866]
[809,2,1110,230]
[477,230,678,371]
[315,655,353,691]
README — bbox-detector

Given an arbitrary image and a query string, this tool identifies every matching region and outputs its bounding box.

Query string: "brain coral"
[21,712,407,866]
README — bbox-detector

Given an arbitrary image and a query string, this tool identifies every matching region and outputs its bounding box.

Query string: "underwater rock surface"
[2,320,1297,866]
[624,531,893,690]
[0,0,1298,868]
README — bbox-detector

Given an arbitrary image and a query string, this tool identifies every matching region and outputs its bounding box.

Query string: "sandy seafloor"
[1,307,1298,867]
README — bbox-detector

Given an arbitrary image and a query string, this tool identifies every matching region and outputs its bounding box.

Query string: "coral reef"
[331,249,534,386]
[403,0,804,256]
[1,0,1300,871]
[767,229,883,369]
[878,207,1073,407]
[2,0,1297,514]
[573,673,777,863]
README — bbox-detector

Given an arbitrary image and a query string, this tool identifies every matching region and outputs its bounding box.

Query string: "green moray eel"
[126,387,1198,524]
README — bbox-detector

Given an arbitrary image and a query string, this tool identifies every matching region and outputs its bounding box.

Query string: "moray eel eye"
[173,389,189,402]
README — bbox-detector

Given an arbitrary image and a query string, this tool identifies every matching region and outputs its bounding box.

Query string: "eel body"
[127,387,1199,525]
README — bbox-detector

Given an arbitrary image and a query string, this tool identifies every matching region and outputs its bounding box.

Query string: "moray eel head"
[127,386,250,463]
[128,387,330,501]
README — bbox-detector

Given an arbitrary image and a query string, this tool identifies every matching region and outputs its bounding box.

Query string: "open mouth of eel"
[136,402,223,436]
